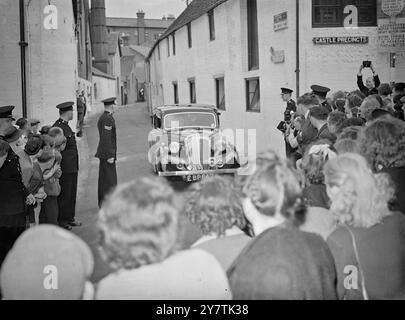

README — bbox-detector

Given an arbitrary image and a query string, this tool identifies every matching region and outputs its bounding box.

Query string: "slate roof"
[128,45,150,57]
[146,0,230,60]
[106,17,173,29]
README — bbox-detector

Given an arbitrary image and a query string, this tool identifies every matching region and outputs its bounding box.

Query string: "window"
[173,82,179,104]
[312,0,377,28]
[167,38,170,57]
[172,33,176,56]
[246,78,260,112]
[215,77,225,110]
[208,10,215,41]
[247,0,259,71]
[187,22,192,48]
[189,79,196,104]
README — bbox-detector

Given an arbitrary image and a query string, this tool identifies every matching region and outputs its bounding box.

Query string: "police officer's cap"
[0,106,15,120]
[395,82,405,92]
[311,85,331,98]
[281,88,293,94]
[102,97,116,106]
[56,101,74,112]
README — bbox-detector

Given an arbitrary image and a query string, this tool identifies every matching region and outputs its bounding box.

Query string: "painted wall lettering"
[43,5,58,30]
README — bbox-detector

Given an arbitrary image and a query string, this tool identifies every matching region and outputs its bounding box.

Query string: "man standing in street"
[0,106,27,266]
[53,102,81,230]
[96,97,118,208]
[278,87,296,158]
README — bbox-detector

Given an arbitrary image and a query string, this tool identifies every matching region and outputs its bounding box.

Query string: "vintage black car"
[148,104,240,182]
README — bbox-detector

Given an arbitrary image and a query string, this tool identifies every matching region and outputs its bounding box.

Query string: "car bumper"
[158,168,240,177]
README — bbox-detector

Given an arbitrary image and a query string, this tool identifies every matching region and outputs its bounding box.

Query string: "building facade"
[107,12,175,47]
[0,0,79,128]
[146,0,405,156]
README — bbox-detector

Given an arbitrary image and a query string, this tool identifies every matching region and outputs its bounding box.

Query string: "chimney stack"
[137,10,146,45]
[167,14,175,21]
[90,0,109,73]
[121,34,130,47]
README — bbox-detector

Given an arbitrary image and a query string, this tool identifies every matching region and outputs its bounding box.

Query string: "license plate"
[184,174,213,182]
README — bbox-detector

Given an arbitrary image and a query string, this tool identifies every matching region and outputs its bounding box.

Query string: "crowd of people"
[1,62,405,300]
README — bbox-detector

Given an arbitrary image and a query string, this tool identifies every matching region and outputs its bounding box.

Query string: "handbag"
[344,224,369,300]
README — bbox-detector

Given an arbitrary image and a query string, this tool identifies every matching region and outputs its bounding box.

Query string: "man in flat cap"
[311,85,332,112]
[278,88,297,158]
[53,102,81,230]
[0,106,27,267]
[95,97,118,208]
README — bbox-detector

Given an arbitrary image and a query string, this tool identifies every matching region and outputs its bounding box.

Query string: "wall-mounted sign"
[44,5,58,30]
[274,12,288,31]
[312,36,369,45]
[381,0,404,17]
[270,47,285,64]
[377,22,405,51]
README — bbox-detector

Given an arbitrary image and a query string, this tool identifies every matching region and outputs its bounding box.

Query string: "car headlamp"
[169,142,180,154]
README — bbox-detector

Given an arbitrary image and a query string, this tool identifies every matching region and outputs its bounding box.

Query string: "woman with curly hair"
[345,90,366,118]
[325,153,405,300]
[227,151,337,300]
[358,117,405,214]
[185,176,251,271]
[96,177,232,300]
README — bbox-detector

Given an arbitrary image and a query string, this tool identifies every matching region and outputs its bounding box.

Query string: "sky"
[105,0,187,19]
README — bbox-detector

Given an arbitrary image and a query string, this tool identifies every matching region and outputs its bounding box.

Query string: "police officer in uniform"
[96,97,117,208]
[311,85,332,112]
[0,106,27,265]
[277,88,297,158]
[53,102,81,230]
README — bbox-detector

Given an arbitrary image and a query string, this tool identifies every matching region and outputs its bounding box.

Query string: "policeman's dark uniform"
[95,97,118,208]
[277,88,297,158]
[311,85,332,113]
[52,102,80,229]
[0,106,26,265]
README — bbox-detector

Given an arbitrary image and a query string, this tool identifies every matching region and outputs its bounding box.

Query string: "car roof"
[153,104,218,115]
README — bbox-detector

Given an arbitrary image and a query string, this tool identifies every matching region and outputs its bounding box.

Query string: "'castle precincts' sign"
[313,36,369,45]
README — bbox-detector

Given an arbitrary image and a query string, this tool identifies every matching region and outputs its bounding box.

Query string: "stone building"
[107,11,175,47]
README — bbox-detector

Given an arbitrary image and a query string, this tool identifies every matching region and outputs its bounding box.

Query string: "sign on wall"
[274,12,288,31]
[270,47,285,64]
[381,0,405,17]
[378,0,405,51]
[312,36,369,45]
[44,4,58,30]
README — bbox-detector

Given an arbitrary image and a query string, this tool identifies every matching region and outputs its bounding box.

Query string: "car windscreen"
[163,112,217,130]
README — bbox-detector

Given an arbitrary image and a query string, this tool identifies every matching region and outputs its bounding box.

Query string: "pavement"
[73,103,202,283]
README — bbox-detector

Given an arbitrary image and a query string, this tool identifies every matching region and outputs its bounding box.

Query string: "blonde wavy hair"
[185,176,246,237]
[358,117,405,171]
[240,150,306,227]
[324,153,395,228]
[98,177,181,270]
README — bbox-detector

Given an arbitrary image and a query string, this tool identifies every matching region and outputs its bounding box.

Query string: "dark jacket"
[53,119,79,174]
[327,213,405,300]
[297,116,318,156]
[357,75,380,97]
[382,166,405,214]
[95,111,117,160]
[0,145,27,227]
[303,184,330,209]
[317,124,337,144]
[227,223,337,300]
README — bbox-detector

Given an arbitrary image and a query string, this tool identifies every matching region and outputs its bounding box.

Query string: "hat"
[24,135,44,156]
[102,97,116,106]
[4,126,23,143]
[0,225,94,300]
[56,101,74,112]
[16,118,28,129]
[0,105,15,120]
[281,88,293,94]
[40,125,51,135]
[309,106,330,120]
[311,85,331,98]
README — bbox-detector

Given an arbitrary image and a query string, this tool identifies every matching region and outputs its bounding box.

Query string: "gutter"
[19,0,28,118]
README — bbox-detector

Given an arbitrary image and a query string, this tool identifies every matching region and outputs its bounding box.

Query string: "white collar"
[305,109,310,119]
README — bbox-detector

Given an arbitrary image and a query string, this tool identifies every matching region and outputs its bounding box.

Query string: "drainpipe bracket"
[19,41,28,47]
